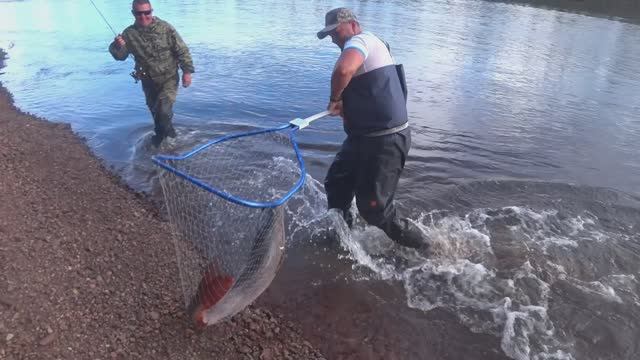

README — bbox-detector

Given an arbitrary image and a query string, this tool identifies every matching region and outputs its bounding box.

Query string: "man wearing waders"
[318,8,427,250]
[108,0,194,147]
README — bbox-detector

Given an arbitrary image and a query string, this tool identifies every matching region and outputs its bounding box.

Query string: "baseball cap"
[317,7,358,39]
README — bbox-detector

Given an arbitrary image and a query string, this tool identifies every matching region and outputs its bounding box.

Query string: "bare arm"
[330,48,364,101]
[327,48,364,116]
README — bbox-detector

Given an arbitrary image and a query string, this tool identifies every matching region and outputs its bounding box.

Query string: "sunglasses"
[132,9,153,16]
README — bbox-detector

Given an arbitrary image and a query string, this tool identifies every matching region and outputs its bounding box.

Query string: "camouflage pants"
[141,74,179,139]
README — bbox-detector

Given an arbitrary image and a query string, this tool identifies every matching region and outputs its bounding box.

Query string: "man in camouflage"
[109,0,194,146]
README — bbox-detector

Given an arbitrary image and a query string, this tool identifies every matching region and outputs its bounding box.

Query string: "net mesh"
[156,130,301,325]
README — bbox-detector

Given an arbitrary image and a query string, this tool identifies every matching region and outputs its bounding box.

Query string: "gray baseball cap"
[317,8,358,39]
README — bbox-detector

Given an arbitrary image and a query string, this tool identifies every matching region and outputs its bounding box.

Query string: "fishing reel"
[130,71,140,83]
[130,69,148,83]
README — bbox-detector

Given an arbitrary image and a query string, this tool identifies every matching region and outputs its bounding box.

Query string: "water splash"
[306,204,640,360]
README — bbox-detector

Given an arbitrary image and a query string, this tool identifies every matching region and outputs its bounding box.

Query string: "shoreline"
[0,49,324,359]
[489,0,640,23]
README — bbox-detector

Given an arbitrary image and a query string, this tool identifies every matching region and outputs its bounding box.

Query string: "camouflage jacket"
[109,17,194,83]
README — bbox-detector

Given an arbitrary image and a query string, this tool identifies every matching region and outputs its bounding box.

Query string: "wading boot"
[389,218,430,252]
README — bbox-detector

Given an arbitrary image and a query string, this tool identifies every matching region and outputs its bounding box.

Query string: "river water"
[1,0,639,359]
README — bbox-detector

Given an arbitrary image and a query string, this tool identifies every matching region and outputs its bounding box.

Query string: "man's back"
[340,31,407,136]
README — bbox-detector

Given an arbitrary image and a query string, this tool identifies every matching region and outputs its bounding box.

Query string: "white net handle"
[289,110,331,129]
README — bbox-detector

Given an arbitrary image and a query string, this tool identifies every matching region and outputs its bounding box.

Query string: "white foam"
[571,279,623,304]
[327,206,637,360]
[416,211,494,259]
[285,173,331,241]
[533,350,575,360]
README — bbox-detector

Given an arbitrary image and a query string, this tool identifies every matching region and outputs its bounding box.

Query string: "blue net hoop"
[153,123,305,208]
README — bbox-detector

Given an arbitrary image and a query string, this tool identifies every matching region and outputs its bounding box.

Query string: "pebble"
[39,333,56,346]
[0,296,15,308]
[260,348,274,360]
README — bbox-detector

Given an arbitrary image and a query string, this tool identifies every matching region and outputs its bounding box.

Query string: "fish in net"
[153,111,328,326]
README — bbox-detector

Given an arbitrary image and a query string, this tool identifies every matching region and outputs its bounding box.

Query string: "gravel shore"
[0,49,325,360]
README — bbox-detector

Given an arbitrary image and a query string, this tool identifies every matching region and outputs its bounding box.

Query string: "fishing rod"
[87,1,157,84]
[89,0,118,36]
